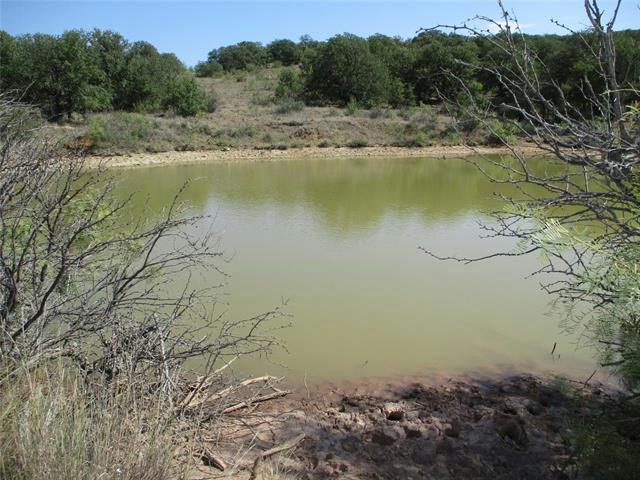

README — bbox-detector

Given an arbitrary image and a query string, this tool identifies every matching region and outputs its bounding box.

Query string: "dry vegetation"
[54,67,487,156]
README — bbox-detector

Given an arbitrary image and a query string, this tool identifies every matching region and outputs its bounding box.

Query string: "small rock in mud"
[435,437,457,455]
[444,419,462,438]
[495,414,529,447]
[404,423,424,438]
[340,437,361,453]
[383,402,405,421]
[372,425,405,445]
[411,438,437,465]
[525,400,544,416]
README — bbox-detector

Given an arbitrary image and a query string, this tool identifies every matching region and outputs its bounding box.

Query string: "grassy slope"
[52,67,466,155]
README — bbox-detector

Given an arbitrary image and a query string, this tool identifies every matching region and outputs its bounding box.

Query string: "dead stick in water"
[583,369,597,387]
[248,433,305,480]
[550,342,557,355]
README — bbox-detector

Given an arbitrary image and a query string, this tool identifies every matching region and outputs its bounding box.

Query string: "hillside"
[53,67,489,156]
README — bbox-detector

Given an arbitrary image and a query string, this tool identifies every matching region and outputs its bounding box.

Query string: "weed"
[368,108,392,119]
[345,97,359,116]
[275,98,305,115]
[346,138,368,148]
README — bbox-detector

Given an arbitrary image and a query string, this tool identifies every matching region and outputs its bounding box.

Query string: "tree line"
[197,30,640,112]
[2,28,638,120]
[0,29,213,119]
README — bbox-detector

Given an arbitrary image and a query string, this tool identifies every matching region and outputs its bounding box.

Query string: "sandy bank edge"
[86,144,544,169]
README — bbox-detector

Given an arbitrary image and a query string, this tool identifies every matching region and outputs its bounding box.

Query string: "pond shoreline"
[86,144,545,169]
[214,372,626,479]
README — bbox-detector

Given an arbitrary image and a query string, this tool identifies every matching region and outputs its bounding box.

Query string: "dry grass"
[52,67,460,155]
[0,363,192,480]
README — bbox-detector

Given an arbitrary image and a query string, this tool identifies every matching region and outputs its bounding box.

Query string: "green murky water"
[114,156,598,384]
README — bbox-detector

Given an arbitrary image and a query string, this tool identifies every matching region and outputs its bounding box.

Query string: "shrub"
[275,68,304,101]
[163,74,207,116]
[346,138,368,148]
[275,98,305,114]
[345,97,359,116]
[194,60,223,77]
[88,115,109,147]
[83,112,157,151]
[481,118,520,145]
[412,104,437,130]
[369,107,392,119]
[404,132,430,147]
[251,92,273,106]
[234,70,247,82]
[231,124,258,138]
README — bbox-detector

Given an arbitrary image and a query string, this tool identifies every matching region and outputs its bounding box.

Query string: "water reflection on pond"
[113,156,598,384]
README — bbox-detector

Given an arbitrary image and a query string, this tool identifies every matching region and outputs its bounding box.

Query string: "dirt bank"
[86,144,544,169]
[202,373,630,480]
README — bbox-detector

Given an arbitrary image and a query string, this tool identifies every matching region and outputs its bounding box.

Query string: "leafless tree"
[0,94,285,394]
[423,1,640,390]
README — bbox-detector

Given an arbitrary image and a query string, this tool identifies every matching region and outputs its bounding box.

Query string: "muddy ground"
[202,374,623,480]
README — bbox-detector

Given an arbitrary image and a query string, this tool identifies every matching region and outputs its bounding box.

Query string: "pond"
[114,156,598,384]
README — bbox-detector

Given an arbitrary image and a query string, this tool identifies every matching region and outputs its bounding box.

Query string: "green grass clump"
[346,138,368,148]
[368,107,392,119]
[274,98,305,115]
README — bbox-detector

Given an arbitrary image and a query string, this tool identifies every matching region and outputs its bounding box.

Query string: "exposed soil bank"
[211,374,629,480]
[86,145,544,169]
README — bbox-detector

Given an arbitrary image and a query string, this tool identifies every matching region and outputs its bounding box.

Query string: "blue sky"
[1,1,637,66]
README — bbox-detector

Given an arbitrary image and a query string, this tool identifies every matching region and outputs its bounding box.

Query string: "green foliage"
[346,138,368,148]
[194,59,223,77]
[86,112,156,150]
[481,118,520,146]
[267,39,300,66]
[513,214,640,392]
[207,41,267,71]
[411,31,480,104]
[275,68,304,101]
[571,406,640,480]
[403,132,431,147]
[304,34,391,107]
[345,97,360,116]
[230,124,258,138]
[163,74,207,116]
[1,29,207,118]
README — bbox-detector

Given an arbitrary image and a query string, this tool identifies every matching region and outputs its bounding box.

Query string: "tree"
[0,94,280,379]
[208,41,267,71]
[425,1,640,394]
[411,31,480,104]
[304,34,391,107]
[267,39,300,65]
[194,59,223,77]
